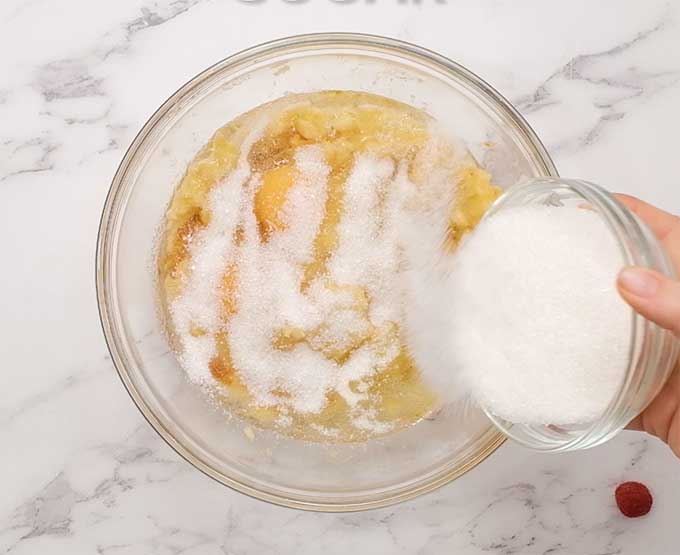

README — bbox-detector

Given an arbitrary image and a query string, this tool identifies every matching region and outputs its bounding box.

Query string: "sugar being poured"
[170,135,452,432]
[413,204,631,425]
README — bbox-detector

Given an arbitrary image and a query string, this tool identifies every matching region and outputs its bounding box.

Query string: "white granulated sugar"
[327,155,410,336]
[435,205,631,425]
[170,121,267,384]
[276,414,293,428]
[226,157,330,412]
[398,143,464,404]
[274,146,331,264]
[221,148,414,421]
[227,153,410,417]
[170,131,462,434]
[328,155,395,284]
[310,423,341,438]
[352,410,394,434]
[306,306,371,356]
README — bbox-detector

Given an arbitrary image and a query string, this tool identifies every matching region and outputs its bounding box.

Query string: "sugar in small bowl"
[456,178,678,452]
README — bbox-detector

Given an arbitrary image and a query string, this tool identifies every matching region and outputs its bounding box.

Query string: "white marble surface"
[1,1,679,553]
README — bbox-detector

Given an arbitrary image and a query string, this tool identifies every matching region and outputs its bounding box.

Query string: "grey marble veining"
[1,1,679,553]
[513,17,680,155]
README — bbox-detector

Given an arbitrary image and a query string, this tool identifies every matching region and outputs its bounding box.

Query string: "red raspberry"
[615,481,653,518]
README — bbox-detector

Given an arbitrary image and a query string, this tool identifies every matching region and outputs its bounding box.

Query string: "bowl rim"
[96,32,557,512]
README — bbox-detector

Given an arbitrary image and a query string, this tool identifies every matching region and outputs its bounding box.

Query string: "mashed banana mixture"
[158,91,499,442]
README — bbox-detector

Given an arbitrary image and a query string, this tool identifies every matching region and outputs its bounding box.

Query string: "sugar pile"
[169,129,457,432]
[417,205,631,425]
[170,121,268,382]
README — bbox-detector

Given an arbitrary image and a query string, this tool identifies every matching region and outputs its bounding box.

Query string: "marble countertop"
[1,0,679,553]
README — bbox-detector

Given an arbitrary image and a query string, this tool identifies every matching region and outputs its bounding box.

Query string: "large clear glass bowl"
[96,33,557,511]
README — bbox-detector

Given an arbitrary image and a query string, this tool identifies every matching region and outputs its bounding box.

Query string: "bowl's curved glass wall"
[97,34,556,510]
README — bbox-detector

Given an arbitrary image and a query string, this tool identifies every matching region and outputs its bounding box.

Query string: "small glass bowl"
[96,33,557,511]
[481,178,679,452]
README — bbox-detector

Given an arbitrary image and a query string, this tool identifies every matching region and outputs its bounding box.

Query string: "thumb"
[618,267,680,337]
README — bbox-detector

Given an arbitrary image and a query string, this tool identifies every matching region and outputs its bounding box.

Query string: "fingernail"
[619,268,660,298]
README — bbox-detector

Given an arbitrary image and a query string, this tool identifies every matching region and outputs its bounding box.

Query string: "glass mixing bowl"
[96,33,557,511]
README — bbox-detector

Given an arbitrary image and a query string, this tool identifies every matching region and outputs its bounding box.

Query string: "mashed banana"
[158,91,499,442]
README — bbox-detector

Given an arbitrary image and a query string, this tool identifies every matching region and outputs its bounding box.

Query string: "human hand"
[616,194,680,458]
